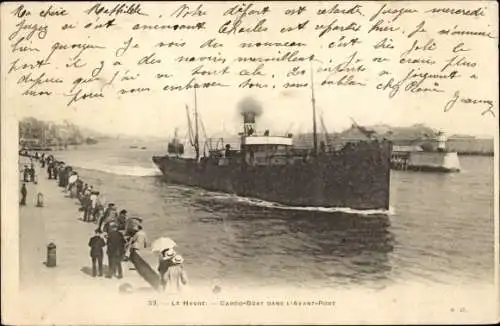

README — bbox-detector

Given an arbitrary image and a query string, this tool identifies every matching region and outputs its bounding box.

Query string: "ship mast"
[42,124,46,147]
[194,86,200,161]
[310,62,318,156]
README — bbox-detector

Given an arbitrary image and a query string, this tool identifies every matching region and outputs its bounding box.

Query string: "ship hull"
[153,141,392,210]
[406,165,460,173]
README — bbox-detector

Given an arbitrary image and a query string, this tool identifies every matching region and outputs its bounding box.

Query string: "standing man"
[116,210,128,231]
[47,161,53,179]
[82,189,91,222]
[58,166,67,188]
[80,183,89,203]
[76,179,84,200]
[99,203,117,232]
[106,225,125,279]
[130,225,148,251]
[29,163,36,182]
[89,191,99,222]
[23,165,29,182]
[20,183,27,206]
[88,230,106,277]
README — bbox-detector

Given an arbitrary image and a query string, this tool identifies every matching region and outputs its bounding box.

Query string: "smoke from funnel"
[238,97,263,123]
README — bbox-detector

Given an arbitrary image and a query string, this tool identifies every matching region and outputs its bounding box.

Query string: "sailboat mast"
[42,124,46,147]
[310,63,318,155]
[194,87,200,160]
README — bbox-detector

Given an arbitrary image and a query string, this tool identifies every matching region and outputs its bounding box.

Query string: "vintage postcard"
[1,1,499,324]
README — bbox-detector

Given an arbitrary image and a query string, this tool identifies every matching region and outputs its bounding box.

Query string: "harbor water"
[52,139,495,290]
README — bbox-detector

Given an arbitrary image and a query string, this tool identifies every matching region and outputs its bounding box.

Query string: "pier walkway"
[17,156,161,322]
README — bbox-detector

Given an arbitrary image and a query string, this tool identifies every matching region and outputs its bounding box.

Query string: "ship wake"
[94,165,161,177]
[68,162,160,177]
[206,192,395,216]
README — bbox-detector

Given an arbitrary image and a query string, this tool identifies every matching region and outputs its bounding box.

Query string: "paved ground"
[19,155,160,287]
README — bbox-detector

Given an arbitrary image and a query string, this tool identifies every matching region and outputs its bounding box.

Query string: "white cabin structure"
[240,135,293,166]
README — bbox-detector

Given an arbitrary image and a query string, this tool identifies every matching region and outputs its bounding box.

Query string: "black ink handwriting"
[8,19,48,41]
[316,4,364,16]
[444,90,495,117]
[11,37,40,53]
[85,3,147,16]
[39,5,68,17]
[65,89,104,106]
[171,4,206,18]
[400,39,437,58]
[219,17,268,34]
[163,78,229,91]
[17,72,63,90]
[369,4,418,22]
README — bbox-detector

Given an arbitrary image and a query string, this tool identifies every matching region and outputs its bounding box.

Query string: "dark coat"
[88,235,106,257]
[106,231,125,257]
[117,214,127,230]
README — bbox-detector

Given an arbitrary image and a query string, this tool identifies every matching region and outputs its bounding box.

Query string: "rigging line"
[310,61,318,155]
[183,130,190,147]
[185,104,196,147]
[197,110,208,141]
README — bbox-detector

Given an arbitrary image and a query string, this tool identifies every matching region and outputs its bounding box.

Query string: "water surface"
[52,140,495,289]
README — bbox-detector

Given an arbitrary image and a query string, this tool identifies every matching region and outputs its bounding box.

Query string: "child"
[158,248,175,290]
[163,254,188,293]
[88,230,106,277]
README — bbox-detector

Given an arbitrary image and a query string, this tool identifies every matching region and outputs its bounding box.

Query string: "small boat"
[130,145,138,149]
[167,128,185,156]
[141,146,147,150]
[129,250,161,290]
[85,137,98,145]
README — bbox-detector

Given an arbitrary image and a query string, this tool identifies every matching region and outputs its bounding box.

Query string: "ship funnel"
[243,111,256,124]
[243,112,256,136]
[238,97,262,137]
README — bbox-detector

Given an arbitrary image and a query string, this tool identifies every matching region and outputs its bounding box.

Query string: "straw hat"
[172,255,184,265]
[160,248,176,260]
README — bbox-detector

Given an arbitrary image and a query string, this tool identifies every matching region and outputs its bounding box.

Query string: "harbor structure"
[390,131,461,172]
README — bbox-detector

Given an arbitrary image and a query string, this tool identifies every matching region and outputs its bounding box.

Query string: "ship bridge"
[241,135,293,147]
[240,135,293,166]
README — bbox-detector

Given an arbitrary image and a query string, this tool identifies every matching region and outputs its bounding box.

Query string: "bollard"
[46,243,56,267]
[36,192,44,207]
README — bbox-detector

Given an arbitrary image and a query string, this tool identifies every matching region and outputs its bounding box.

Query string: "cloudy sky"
[4,1,498,137]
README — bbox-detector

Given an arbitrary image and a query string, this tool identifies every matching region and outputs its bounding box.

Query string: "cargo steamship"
[152,78,392,210]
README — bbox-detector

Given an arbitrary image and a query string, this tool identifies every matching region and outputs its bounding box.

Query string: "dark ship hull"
[152,140,392,210]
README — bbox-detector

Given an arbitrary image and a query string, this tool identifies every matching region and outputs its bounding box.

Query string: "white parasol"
[151,237,177,252]
[68,175,78,184]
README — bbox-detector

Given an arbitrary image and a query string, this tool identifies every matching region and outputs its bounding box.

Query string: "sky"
[3,1,498,138]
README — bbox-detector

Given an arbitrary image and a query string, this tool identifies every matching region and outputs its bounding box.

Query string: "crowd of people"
[20,150,188,292]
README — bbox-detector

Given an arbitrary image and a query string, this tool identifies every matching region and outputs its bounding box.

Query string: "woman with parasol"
[151,237,178,291]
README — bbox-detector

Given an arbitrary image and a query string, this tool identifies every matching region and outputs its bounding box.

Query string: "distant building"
[393,145,423,153]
